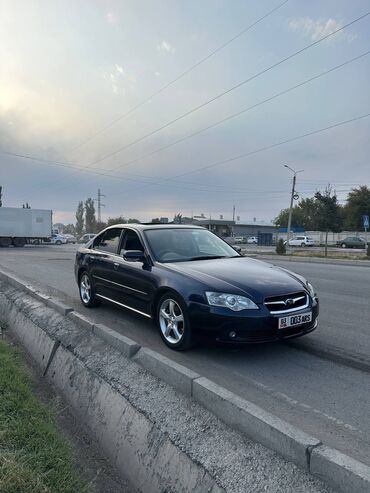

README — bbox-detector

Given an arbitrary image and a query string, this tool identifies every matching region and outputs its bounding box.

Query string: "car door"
[110,228,157,317]
[87,228,124,301]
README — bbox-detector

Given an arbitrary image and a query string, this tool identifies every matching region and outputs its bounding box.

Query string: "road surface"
[1,244,369,467]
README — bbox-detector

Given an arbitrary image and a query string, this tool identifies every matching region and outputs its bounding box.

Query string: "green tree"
[63,224,76,235]
[343,186,370,230]
[84,198,96,233]
[315,187,343,257]
[274,207,304,229]
[296,198,320,230]
[75,201,84,236]
[106,216,140,227]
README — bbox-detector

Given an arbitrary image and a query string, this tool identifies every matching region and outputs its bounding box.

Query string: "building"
[194,219,234,237]
[233,221,277,237]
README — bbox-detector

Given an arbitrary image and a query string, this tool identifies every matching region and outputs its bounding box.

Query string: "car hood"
[163,257,307,303]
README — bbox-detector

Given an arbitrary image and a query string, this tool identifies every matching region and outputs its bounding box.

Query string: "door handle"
[113,262,119,269]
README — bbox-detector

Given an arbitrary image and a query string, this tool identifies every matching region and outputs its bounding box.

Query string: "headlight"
[307,282,316,298]
[205,292,259,311]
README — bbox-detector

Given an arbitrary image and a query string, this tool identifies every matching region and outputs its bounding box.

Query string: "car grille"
[264,291,308,314]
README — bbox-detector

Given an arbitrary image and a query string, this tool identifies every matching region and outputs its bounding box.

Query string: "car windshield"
[145,228,240,263]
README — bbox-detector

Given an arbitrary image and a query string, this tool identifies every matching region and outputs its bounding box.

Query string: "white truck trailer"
[0,207,52,247]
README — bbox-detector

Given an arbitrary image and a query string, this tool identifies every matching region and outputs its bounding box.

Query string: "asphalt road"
[1,244,369,467]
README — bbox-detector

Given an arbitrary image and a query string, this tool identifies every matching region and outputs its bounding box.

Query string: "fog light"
[229,331,237,339]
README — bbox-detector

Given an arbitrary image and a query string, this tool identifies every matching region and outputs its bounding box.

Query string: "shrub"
[276,238,286,255]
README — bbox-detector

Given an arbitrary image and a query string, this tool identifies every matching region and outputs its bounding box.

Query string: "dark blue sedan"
[75,224,318,350]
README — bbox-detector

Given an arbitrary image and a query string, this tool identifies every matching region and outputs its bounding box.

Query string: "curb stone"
[192,376,321,470]
[310,445,370,493]
[133,347,200,396]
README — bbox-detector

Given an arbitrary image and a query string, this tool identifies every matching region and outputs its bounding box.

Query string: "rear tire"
[56,240,62,245]
[79,271,100,308]
[301,242,305,247]
[13,237,26,247]
[157,293,194,350]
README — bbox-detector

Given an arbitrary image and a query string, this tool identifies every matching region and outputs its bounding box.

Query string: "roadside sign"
[363,215,369,229]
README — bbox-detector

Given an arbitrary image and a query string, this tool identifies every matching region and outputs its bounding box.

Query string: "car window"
[145,228,239,262]
[93,228,122,254]
[120,229,144,255]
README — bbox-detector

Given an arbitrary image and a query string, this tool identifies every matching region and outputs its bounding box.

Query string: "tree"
[84,198,96,233]
[106,216,140,227]
[173,213,183,224]
[343,186,370,231]
[75,201,84,236]
[0,186,2,207]
[315,187,343,257]
[296,198,320,231]
[274,207,304,229]
[63,223,76,235]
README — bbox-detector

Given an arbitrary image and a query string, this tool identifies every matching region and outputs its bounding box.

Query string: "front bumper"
[188,299,319,343]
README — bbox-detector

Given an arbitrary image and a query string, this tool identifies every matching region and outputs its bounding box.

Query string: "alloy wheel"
[159,298,185,344]
[80,274,91,304]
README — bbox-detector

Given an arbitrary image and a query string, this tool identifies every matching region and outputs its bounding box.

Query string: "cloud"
[157,40,175,54]
[115,64,124,75]
[288,17,356,43]
[106,11,116,24]
[154,71,161,76]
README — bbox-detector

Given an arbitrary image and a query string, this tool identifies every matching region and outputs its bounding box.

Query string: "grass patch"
[0,340,87,493]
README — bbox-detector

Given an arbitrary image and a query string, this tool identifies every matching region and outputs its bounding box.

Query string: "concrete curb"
[93,323,141,358]
[252,254,370,268]
[67,311,94,331]
[192,377,320,470]
[133,347,200,396]
[310,446,370,493]
[1,267,370,493]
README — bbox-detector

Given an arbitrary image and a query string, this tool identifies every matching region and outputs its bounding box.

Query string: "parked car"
[64,234,77,244]
[246,236,258,244]
[78,233,96,244]
[49,234,67,245]
[336,236,367,249]
[234,236,245,244]
[75,224,318,350]
[286,236,315,247]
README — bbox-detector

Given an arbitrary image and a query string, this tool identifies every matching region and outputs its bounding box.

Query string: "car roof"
[104,223,205,231]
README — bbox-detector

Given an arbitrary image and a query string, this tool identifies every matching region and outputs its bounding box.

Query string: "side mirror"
[122,249,145,262]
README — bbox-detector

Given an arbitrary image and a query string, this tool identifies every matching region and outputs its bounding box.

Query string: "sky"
[0,0,369,225]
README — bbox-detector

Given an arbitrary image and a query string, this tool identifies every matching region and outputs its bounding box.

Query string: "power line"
[97,51,369,176]
[67,0,290,155]
[106,112,370,197]
[85,12,370,169]
[7,17,368,199]
[43,51,370,195]
[3,113,369,201]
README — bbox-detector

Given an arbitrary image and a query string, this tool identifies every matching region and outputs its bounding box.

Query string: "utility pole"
[284,165,303,248]
[232,204,236,222]
[94,188,106,223]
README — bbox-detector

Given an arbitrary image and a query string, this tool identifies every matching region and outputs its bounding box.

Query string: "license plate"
[278,312,312,329]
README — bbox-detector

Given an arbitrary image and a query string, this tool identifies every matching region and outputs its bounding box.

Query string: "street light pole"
[284,165,303,248]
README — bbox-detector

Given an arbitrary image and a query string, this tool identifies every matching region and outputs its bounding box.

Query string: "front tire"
[341,243,346,249]
[79,272,100,308]
[157,293,194,350]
